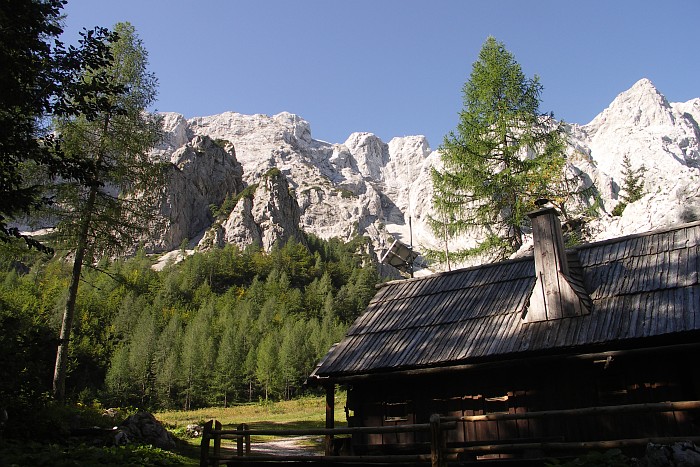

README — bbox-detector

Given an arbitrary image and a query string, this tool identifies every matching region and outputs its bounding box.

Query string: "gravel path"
[253,436,323,456]
[219,436,323,457]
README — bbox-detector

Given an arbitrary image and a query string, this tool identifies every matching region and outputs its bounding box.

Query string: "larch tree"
[431,36,565,262]
[50,22,164,401]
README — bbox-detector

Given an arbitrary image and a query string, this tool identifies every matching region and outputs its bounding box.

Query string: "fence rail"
[201,415,453,466]
[200,400,700,466]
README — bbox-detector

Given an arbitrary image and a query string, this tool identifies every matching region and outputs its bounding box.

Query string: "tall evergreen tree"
[152,314,183,408]
[127,308,157,404]
[431,36,565,261]
[50,22,164,400]
[178,306,213,409]
[256,333,279,401]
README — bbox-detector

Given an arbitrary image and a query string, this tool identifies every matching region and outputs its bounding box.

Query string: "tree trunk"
[52,185,97,401]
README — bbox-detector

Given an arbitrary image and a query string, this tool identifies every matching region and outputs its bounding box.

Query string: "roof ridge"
[379,220,700,290]
[572,219,700,253]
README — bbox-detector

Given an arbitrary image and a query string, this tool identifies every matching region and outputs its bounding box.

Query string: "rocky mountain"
[149,78,700,274]
[570,79,700,241]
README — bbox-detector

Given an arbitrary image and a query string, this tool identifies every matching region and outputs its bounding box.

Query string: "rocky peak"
[580,78,700,203]
[154,112,190,156]
[586,78,675,130]
[672,98,700,126]
[201,167,307,252]
[343,132,390,180]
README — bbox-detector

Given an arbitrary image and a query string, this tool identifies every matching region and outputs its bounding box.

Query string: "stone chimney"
[524,207,590,322]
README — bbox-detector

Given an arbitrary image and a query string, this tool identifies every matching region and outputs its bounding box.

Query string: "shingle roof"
[312,221,700,379]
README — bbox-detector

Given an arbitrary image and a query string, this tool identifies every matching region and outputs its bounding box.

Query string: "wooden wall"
[344,348,700,455]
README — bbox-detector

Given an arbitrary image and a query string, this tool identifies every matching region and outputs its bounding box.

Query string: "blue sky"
[61,0,699,149]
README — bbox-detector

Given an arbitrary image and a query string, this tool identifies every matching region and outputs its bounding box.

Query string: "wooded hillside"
[0,234,380,412]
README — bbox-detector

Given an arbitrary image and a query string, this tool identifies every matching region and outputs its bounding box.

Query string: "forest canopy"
[0,234,380,411]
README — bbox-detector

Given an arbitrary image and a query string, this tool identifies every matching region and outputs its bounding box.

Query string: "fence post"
[324,384,335,456]
[200,420,213,467]
[430,414,445,467]
[237,423,244,456]
[213,420,222,461]
[243,423,251,455]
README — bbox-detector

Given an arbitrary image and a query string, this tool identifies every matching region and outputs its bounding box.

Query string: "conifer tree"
[256,334,279,401]
[612,154,647,216]
[432,36,565,261]
[50,22,164,400]
[152,314,183,407]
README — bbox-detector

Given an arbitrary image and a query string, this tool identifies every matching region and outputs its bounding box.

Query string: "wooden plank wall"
[346,348,700,454]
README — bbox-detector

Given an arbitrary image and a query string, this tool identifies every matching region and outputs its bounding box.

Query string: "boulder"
[636,441,700,467]
[117,411,176,450]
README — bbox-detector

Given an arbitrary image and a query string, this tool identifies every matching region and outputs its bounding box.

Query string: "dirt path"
[219,436,323,457]
[252,436,323,456]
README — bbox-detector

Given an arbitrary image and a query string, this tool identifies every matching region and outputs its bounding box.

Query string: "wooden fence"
[200,400,700,466]
[200,415,455,466]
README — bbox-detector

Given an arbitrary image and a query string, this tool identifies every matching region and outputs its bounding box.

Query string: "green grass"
[157,391,347,429]
[158,391,348,462]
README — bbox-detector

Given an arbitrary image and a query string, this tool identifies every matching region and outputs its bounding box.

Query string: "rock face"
[150,79,700,274]
[148,134,244,252]
[636,441,700,467]
[199,168,307,252]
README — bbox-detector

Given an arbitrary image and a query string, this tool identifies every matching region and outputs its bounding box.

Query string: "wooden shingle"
[311,221,700,380]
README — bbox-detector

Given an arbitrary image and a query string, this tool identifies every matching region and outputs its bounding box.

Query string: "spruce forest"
[0,234,379,412]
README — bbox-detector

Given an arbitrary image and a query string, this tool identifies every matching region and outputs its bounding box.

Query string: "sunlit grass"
[158,389,349,461]
[157,390,347,430]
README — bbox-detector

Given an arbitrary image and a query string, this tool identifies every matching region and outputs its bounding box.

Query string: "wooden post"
[237,423,244,456]
[200,420,213,467]
[244,423,250,455]
[236,423,251,456]
[324,383,335,456]
[213,420,222,461]
[430,414,445,467]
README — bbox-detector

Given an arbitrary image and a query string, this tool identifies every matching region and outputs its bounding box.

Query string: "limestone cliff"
[147,134,244,252]
[149,78,700,274]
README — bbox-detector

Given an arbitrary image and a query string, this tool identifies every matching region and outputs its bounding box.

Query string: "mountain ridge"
[150,78,700,274]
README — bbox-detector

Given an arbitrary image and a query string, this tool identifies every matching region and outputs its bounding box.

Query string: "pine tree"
[431,36,565,261]
[105,344,130,401]
[127,308,157,405]
[152,314,183,408]
[256,334,279,401]
[278,319,309,400]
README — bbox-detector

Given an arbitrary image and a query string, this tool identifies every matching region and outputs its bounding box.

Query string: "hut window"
[384,402,408,422]
[484,394,509,414]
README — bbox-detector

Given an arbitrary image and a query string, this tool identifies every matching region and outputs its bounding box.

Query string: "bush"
[0,440,188,466]
[612,202,627,217]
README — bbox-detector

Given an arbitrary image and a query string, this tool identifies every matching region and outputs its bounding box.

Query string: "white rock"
[147,78,700,274]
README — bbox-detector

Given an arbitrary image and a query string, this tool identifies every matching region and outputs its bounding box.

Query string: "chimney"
[524,207,590,322]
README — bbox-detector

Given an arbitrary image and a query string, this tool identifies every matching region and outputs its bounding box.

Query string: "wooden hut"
[307,208,700,461]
